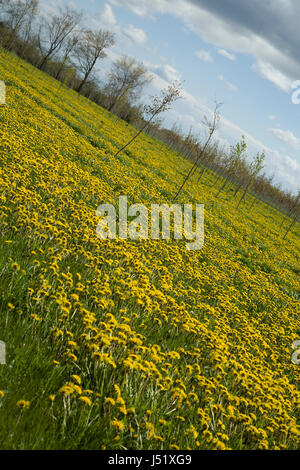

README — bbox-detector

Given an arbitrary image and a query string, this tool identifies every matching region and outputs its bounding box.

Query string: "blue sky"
[41,0,300,192]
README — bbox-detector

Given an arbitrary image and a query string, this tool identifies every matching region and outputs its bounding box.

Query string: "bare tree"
[194,141,219,183]
[283,189,299,240]
[19,0,38,59]
[236,150,265,209]
[74,29,115,94]
[54,34,79,81]
[113,80,182,158]
[104,55,152,112]
[21,0,38,42]
[216,135,247,197]
[37,6,82,70]
[181,126,200,161]
[173,101,222,201]
[1,0,38,50]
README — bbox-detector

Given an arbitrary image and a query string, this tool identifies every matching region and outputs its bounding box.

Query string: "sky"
[40,0,300,193]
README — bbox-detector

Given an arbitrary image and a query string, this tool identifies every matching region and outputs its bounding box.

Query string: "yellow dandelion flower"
[71,375,81,385]
[79,396,92,406]
[105,397,116,406]
[16,400,30,408]
[111,418,125,431]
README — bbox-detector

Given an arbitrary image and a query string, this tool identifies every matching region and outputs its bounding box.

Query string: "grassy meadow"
[0,49,299,450]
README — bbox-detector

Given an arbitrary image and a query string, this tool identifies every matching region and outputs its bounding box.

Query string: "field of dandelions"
[0,49,299,450]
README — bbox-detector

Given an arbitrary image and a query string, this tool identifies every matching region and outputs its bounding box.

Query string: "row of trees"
[0,1,152,117]
[158,120,299,228]
[0,0,298,238]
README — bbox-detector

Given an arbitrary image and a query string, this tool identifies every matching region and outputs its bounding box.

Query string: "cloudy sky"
[42,0,300,192]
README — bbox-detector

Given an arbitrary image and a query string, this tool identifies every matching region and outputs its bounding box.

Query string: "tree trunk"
[38,50,53,70]
[76,58,97,93]
[216,175,230,197]
[114,121,150,158]
[283,216,297,240]
[76,74,88,94]
[236,183,250,209]
[197,167,206,183]
[173,133,214,201]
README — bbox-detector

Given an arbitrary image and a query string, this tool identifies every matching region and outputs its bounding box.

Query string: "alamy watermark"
[0,81,6,105]
[0,341,5,364]
[291,340,300,365]
[291,80,300,104]
[96,196,204,250]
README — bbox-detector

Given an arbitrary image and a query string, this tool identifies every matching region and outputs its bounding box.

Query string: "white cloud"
[123,24,148,44]
[268,127,300,148]
[195,49,213,63]
[283,154,300,172]
[146,62,181,84]
[218,49,236,61]
[226,82,237,92]
[269,151,300,189]
[100,3,116,25]
[219,74,237,92]
[109,0,166,17]
[268,114,276,121]
[252,60,293,92]
[109,0,300,93]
